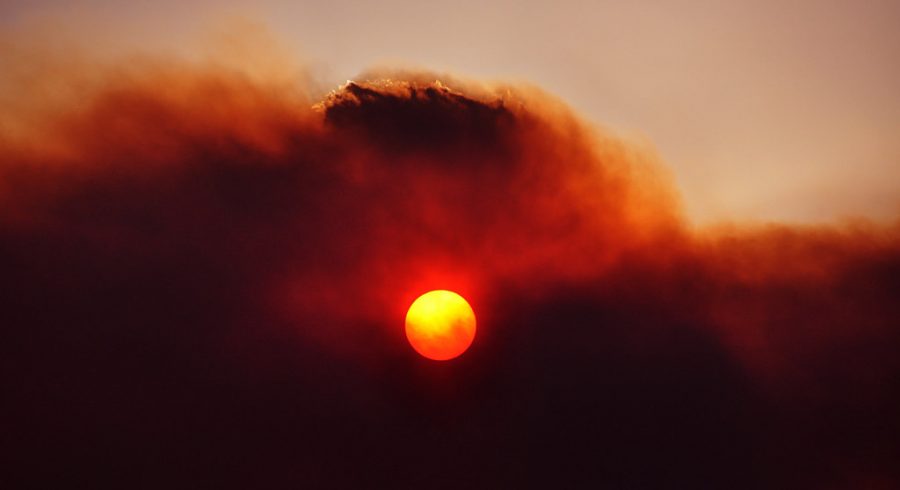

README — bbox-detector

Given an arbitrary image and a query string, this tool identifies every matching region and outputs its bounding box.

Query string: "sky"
[2,0,899,224]
[2,2,900,488]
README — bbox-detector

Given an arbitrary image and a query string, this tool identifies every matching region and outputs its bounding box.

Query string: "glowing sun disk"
[405,290,476,361]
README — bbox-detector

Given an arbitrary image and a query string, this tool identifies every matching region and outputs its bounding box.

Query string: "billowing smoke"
[2,44,898,488]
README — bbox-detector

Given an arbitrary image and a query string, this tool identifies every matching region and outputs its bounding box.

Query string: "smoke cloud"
[2,39,899,488]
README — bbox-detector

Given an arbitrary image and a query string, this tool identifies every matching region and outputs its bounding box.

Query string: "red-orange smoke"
[2,48,898,488]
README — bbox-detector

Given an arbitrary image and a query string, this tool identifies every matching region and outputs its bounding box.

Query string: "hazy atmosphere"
[4,0,899,224]
[3,2,899,488]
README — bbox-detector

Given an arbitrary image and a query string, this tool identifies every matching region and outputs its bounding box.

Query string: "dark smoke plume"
[2,48,899,488]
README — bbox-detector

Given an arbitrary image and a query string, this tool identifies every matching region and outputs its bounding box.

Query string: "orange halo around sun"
[405,290,476,361]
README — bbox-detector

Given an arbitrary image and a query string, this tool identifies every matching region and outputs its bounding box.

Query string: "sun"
[405,290,476,361]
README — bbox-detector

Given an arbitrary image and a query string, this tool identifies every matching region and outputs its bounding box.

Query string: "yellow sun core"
[405,290,476,361]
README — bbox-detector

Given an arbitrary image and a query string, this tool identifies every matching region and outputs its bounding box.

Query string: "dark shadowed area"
[2,55,899,488]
